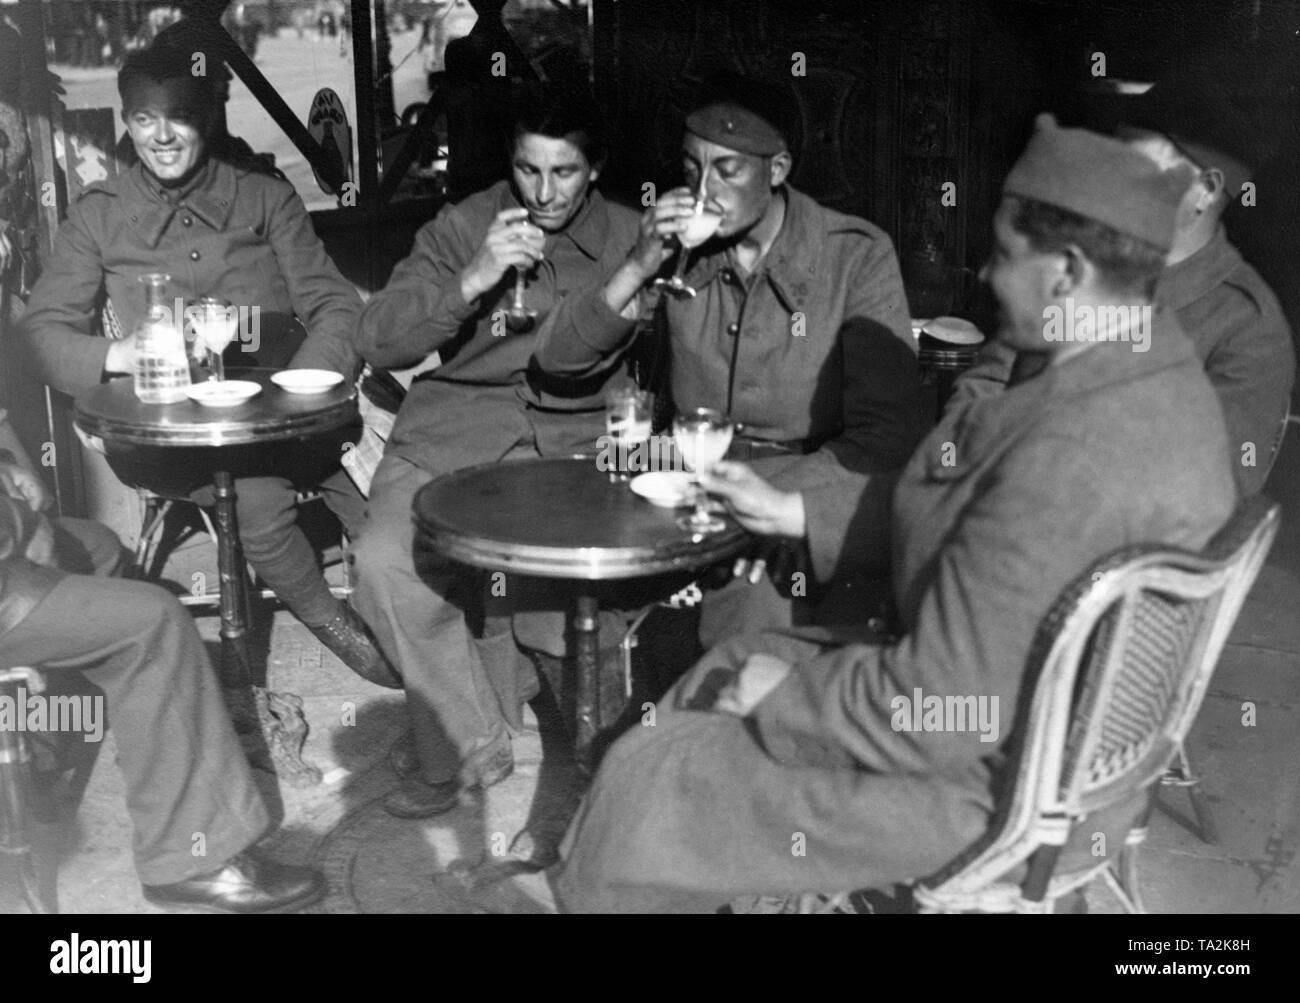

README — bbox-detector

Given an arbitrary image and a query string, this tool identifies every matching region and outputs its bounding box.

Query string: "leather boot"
[310,603,403,688]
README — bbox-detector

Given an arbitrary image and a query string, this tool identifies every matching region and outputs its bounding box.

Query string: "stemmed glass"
[673,407,734,533]
[654,197,723,299]
[504,267,537,333]
[192,296,237,381]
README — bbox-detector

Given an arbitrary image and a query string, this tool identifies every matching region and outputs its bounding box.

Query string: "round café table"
[74,369,359,788]
[414,456,752,771]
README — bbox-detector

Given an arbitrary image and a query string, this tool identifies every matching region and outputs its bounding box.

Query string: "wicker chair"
[0,666,57,914]
[786,497,1279,915]
[904,497,1280,914]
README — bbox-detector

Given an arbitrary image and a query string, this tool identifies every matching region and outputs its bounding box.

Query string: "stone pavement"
[3,447,1299,914]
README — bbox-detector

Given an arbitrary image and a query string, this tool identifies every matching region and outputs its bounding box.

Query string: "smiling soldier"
[351,84,640,818]
[17,40,393,687]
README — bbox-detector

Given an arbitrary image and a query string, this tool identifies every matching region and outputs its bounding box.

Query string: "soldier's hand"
[0,462,51,513]
[699,461,806,539]
[714,653,792,717]
[0,228,12,275]
[104,338,138,376]
[23,513,57,567]
[625,187,700,280]
[460,208,546,302]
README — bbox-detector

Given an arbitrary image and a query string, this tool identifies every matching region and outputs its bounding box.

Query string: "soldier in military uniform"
[17,42,394,685]
[1120,67,1296,497]
[534,76,923,647]
[554,116,1236,914]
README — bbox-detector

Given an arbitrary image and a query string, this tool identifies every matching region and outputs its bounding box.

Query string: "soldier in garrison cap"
[554,116,1236,913]
[958,71,1296,498]
[17,40,396,687]
[1119,65,1296,497]
[534,72,924,648]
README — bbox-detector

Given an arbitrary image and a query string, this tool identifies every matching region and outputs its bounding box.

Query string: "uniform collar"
[492,181,610,261]
[685,185,818,313]
[1155,225,1241,313]
[1032,305,1198,399]
[122,158,237,247]
[934,309,1200,480]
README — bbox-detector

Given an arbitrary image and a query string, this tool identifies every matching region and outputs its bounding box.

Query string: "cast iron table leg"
[573,591,600,774]
[212,470,322,788]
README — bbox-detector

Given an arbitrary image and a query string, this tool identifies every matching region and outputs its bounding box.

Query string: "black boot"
[310,603,403,688]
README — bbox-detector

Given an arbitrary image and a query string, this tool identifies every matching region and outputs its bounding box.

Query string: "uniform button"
[189,250,200,261]
[721,270,734,284]
[725,322,739,336]
[181,216,193,226]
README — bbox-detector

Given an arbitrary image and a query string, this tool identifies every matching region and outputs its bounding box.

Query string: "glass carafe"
[132,273,191,403]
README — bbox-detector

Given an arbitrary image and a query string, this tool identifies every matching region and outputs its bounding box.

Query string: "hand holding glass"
[654,198,722,299]
[673,407,734,533]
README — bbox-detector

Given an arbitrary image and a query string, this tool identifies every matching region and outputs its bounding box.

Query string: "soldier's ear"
[1196,166,1226,212]
[768,150,792,188]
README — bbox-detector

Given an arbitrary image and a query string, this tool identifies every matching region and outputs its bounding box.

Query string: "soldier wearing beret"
[553,116,1236,912]
[534,76,924,648]
[16,41,394,685]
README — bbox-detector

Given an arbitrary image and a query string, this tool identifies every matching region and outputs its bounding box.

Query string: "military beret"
[1004,113,1190,251]
[1122,64,1273,197]
[685,101,787,157]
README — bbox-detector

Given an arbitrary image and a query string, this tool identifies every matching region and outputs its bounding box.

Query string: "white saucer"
[270,369,345,394]
[630,471,694,508]
[922,316,985,346]
[185,380,261,407]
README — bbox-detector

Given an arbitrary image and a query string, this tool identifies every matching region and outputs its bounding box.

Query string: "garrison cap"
[1004,113,1191,251]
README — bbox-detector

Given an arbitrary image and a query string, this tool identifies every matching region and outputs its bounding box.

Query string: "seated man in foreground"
[554,115,1237,912]
[0,419,323,913]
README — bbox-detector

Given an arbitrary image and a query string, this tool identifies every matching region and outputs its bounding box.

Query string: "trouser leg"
[0,576,270,884]
[316,465,368,540]
[698,572,803,650]
[225,475,341,628]
[352,455,506,784]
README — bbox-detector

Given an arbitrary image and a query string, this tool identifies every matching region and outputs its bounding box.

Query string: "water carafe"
[133,272,191,404]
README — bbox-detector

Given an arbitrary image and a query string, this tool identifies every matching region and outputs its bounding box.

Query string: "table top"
[414,457,751,581]
[73,369,358,447]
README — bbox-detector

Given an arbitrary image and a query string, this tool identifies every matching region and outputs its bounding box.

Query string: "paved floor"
[4,437,1299,914]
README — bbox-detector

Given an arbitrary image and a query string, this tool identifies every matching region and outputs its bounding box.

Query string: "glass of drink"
[504,267,537,333]
[654,197,723,299]
[604,387,653,481]
[192,296,237,381]
[672,406,734,532]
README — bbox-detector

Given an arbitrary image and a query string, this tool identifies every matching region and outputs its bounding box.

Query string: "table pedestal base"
[572,593,600,775]
[212,471,322,788]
